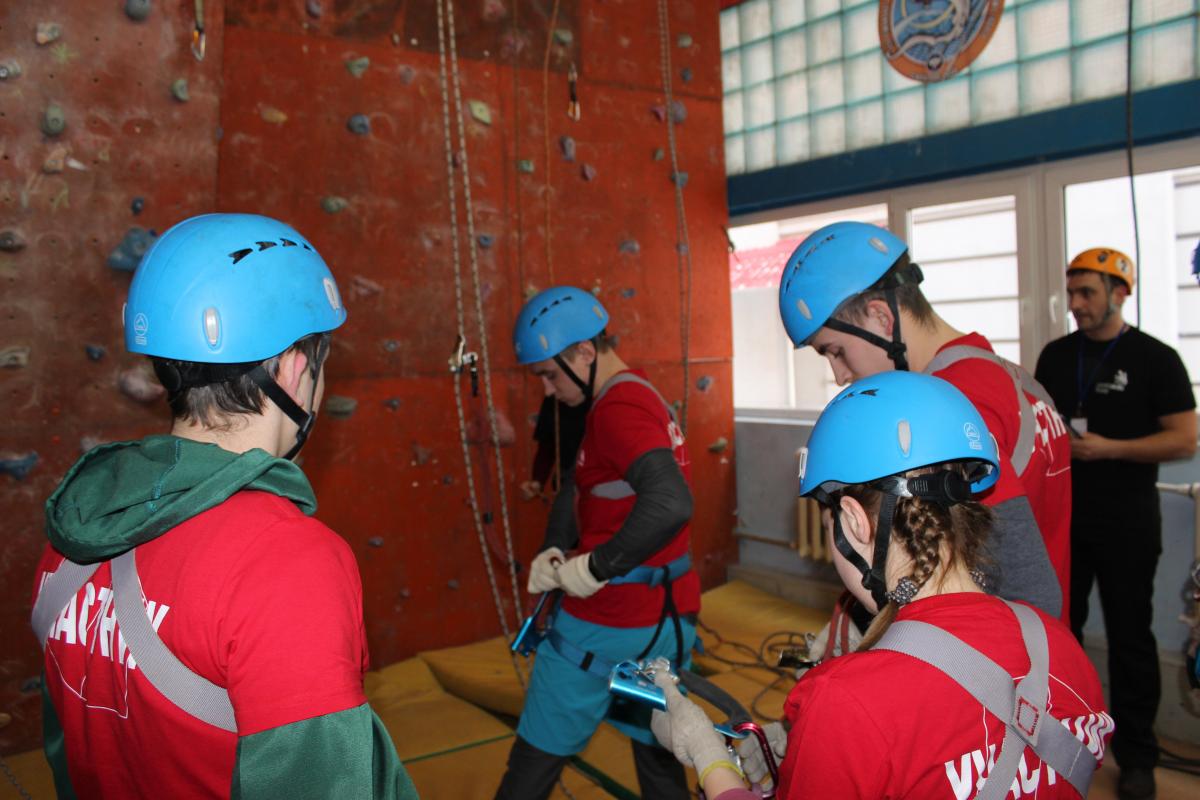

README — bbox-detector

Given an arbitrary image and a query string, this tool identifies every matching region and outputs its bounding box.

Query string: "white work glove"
[736,720,788,788]
[557,553,607,598]
[527,547,564,594]
[649,663,737,783]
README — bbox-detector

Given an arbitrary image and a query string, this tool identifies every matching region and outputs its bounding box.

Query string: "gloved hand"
[557,553,607,598]
[527,547,564,594]
[649,663,737,784]
[736,720,787,787]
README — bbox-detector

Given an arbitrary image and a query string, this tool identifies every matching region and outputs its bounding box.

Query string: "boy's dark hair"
[559,331,616,361]
[152,332,331,428]
[833,254,936,329]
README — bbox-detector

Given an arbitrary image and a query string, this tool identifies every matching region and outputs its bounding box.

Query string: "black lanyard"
[1075,325,1127,415]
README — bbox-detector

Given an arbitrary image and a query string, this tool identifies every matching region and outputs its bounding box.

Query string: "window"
[730,140,1200,411]
[721,0,1200,173]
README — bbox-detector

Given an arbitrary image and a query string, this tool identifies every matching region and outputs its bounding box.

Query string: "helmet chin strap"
[823,287,910,371]
[552,351,598,404]
[249,337,329,462]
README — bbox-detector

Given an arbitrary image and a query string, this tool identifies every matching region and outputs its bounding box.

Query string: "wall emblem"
[879,0,1006,82]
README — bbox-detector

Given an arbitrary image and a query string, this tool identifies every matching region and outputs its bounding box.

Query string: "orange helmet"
[1068,247,1135,290]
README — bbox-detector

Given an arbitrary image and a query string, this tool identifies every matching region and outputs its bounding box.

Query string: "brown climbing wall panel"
[0,2,225,753]
[0,0,735,754]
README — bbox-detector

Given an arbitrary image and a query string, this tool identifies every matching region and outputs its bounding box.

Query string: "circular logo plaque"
[879,0,1006,82]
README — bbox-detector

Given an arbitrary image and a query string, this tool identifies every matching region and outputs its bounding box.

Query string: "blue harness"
[516,553,692,680]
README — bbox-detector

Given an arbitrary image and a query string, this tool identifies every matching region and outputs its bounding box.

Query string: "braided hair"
[828,462,993,650]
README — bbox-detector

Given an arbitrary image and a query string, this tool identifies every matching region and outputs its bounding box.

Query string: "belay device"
[608,660,780,798]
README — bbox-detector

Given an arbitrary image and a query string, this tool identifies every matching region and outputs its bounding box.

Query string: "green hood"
[45,435,317,563]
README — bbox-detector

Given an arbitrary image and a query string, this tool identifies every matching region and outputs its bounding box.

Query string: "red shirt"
[563,369,701,627]
[778,593,1110,799]
[933,333,1073,621]
[33,491,369,799]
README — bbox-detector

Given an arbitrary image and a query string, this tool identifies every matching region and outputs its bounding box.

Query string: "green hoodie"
[40,435,418,799]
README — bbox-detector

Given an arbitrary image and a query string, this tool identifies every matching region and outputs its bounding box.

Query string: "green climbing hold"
[41,103,66,137]
[516,159,535,174]
[345,56,370,78]
[170,78,189,102]
[468,100,492,125]
[321,196,349,214]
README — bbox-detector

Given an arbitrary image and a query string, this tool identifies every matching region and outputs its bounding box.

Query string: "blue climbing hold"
[107,227,158,272]
[0,451,39,480]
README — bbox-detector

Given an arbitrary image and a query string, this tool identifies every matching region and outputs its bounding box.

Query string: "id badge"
[1070,417,1088,436]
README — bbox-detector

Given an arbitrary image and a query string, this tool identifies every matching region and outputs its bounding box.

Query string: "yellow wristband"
[698,758,745,786]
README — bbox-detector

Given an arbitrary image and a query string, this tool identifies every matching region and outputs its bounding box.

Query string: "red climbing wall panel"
[0,0,735,754]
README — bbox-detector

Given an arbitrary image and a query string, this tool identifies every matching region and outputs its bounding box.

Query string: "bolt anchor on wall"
[448,334,480,397]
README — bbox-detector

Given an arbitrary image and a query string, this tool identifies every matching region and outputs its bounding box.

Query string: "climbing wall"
[0,2,226,754]
[0,0,735,754]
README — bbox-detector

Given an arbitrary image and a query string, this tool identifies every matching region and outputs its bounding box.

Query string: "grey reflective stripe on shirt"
[925,346,1058,477]
[31,550,237,732]
[589,372,677,499]
[32,559,101,647]
[874,601,1097,798]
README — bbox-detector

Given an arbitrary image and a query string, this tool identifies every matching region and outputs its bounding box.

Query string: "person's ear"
[864,299,895,337]
[838,495,874,549]
[575,339,598,366]
[277,349,310,400]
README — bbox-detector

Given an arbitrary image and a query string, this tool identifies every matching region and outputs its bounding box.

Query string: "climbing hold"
[260,106,288,125]
[412,443,432,465]
[124,0,151,22]
[707,437,729,453]
[676,242,689,255]
[367,536,384,547]
[118,367,165,403]
[305,0,322,19]
[398,65,415,84]
[680,67,693,83]
[349,274,383,298]
[620,288,636,299]
[477,233,494,249]
[42,145,68,173]
[451,150,463,168]
[696,375,713,392]
[618,239,640,255]
[558,135,576,162]
[79,435,105,454]
[347,113,370,135]
[0,231,26,252]
[441,474,454,485]
[1,346,31,368]
[325,395,358,419]
[580,163,597,181]
[321,195,349,214]
[345,56,370,78]
[516,158,535,173]
[671,171,689,188]
[384,397,401,410]
[85,344,106,361]
[107,227,157,271]
[482,0,507,22]
[468,100,492,125]
[653,147,665,162]
[650,104,666,122]
[131,196,145,215]
[553,28,573,46]
[0,60,22,81]
[19,676,43,694]
[169,77,189,102]
[41,103,67,137]
[670,100,687,123]
[447,579,460,590]
[591,283,602,297]
[382,339,399,352]
[36,23,63,46]
[677,33,693,48]
[0,452,39,481]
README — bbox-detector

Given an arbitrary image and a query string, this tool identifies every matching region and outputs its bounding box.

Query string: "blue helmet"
[799,371,1000,499]
[124,213,347,363]
[777,221,909,347]
[513,286,609,365]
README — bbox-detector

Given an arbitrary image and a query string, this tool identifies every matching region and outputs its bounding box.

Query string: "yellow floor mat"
[691,581,830,677]
[418,636,529,718]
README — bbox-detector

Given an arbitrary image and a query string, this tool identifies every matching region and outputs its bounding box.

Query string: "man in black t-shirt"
[1035,247,1197,800]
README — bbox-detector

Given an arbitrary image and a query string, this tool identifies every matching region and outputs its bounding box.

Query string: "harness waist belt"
[608,553,691,587]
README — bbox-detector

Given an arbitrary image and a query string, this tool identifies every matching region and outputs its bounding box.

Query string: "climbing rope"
[541,0,566,494]
[434,0,525,683]
[656,0,694,435]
